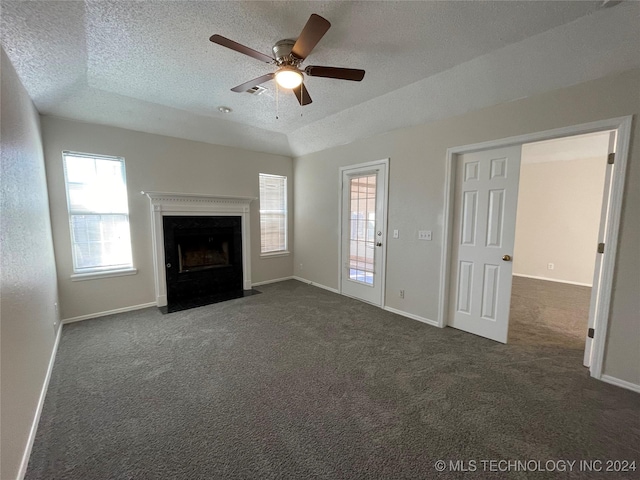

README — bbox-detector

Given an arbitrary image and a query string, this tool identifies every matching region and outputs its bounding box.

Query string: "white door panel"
[340,162,388,306]
[584,131,616,367]
[449,146,522,343]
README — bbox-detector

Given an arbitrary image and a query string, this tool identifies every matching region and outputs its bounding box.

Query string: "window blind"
[259,173,287,254]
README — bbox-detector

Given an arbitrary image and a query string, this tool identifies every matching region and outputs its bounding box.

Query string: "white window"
[259,173,288,255]
[62,151,134,277]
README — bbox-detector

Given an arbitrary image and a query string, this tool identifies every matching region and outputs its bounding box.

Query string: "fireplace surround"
[143,192,255,308]
[163,215,242,307]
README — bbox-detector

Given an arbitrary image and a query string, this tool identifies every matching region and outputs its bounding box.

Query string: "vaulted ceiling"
[2,1,638,157]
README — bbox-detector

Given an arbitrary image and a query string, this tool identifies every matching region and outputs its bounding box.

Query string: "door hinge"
[588,328,595,339]
[608,153,615,165]
[597,242,605,254]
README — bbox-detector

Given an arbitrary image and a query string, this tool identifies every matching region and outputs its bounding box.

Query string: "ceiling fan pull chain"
[275,82,279,120]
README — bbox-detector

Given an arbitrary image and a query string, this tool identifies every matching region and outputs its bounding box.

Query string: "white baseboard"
[600,374,640,394]
[251,276,294,287]
[512,273,592,288]
[383,305,439,327]
[17,324,62,480]
[62,302,157,324]
[292,276,340,294]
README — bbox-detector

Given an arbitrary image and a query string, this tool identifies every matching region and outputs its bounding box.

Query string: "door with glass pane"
[340,161,388,306]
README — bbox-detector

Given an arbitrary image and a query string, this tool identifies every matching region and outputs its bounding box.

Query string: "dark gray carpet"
[27,280,639,479]
[509,276,591,347]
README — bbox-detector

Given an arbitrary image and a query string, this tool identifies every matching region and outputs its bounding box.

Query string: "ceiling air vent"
[246,85,267,95]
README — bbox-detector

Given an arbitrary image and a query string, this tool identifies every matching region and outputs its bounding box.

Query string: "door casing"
[439,116,633,381]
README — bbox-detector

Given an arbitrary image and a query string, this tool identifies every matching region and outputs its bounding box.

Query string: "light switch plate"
[393,229,399,239]
[418,230,432,241]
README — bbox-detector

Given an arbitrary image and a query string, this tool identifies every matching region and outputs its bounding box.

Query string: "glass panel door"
[348,174,377,285]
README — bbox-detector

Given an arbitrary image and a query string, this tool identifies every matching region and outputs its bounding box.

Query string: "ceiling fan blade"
[231,73,275,93]
[292,83,312,106]
[305,66,365,81]
[209,34,273,64]
[291,14,331,60]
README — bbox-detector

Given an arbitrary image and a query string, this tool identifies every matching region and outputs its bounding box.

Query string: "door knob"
[376,242,382,247]
[502,255,512,262]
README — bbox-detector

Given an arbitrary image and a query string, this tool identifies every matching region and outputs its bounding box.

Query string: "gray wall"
[1,48,60,480]
[513,156,606,286]
[41,117,294,320]
[293,68,640,386]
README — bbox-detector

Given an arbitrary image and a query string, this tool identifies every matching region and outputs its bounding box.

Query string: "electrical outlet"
[547,263,554,270]
[399,289,405,299]
[418,230,432,241]
[393,229,399,239]
[299,263,303,271]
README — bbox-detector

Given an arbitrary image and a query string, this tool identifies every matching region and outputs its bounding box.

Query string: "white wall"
[40,117,293,320]
[513,156,606,286]
[1,48,60,480]
[293,68,640,387]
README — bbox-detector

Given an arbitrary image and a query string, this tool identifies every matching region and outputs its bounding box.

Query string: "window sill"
[260,251,290,258]
[71,267,138,282]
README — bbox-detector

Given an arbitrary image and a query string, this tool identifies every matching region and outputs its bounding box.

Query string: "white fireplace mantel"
[142,191,256,307]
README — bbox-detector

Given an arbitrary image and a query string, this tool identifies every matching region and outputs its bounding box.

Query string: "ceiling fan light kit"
[275,67,303,89]
[209,13,365,107]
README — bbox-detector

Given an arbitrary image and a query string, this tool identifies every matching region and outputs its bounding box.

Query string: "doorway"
[440,116,632,380]
[510,131,613,365]
[339,159,389,306]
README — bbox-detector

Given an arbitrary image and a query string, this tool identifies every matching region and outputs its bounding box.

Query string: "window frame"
[62,151,136,280]
[258,173,289,257]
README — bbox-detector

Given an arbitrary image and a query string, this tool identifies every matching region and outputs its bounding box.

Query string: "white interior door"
[340,162,388,306]
[584,131,616,367]
[448,146,522,343]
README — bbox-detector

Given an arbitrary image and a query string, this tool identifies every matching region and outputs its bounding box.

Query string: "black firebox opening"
[177,232,231,273]
[163,216,243,311]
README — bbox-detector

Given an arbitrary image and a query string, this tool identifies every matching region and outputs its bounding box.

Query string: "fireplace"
[163,216,242,306]
[143,192,255,310]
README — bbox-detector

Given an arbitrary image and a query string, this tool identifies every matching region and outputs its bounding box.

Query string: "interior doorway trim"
[338,158,390,307]
[438,115,633,380]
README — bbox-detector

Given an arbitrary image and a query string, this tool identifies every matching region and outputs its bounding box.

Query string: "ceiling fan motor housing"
[273,39,300,66]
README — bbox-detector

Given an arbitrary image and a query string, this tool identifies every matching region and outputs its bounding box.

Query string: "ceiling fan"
[209,14,365,106]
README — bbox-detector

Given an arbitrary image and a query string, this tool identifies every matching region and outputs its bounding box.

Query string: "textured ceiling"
[2,1,639,157]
